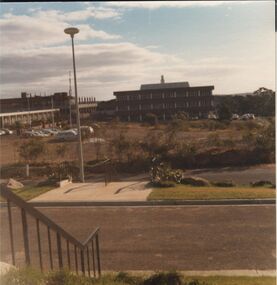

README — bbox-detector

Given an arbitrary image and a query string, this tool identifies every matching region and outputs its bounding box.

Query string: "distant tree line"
[214,87,275,117]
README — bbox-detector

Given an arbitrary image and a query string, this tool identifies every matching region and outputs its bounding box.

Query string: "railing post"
[7,200,15,265]
[66,240,71,269]
[95,233,101,277]
[56,233,63,269]
[36,219,43,271]
[74,245,78,274]
[86,246,91,277]
[21,208,30,266]
[80,249,85,275]
[47,226,53,270]
[91,240,96,277]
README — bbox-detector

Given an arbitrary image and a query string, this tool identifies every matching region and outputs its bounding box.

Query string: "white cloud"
[105,1,255,10]
[1,39,266,99]
[0,11,120,51]
[36,6,121,21]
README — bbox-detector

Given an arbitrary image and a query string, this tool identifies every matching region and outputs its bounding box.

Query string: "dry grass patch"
[148,185,275,200]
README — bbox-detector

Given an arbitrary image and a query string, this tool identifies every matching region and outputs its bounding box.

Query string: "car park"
[41,128,59,136]
[55,130,77,141]
[22,130,37,137]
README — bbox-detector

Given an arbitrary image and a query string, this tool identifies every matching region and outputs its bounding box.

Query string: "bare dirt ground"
[0,122,246,165]
[0,205,275,271]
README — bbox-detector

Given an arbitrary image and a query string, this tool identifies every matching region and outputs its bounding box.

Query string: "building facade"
[114,77,214,121]
[0,109,59,128]
[0,92,98,126]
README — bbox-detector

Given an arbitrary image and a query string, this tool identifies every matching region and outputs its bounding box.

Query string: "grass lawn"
[148,184,276,200]
[185,276,276,285]
[1,268,275,285]
[1,185,54,201]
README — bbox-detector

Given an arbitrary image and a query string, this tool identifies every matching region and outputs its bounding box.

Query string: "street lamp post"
[64,27,85,182]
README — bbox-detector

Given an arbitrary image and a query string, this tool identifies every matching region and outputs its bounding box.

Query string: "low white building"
[0,109,59,128]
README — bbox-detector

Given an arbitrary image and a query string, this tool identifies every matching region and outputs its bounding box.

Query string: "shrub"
[19,139,45,164]
[0,267,44,285]
[45,161,79,181]
[212,180,235,187]
[46,270,93,285]
[115,272,142,285]
[217,103,232,121]
[251,180,273,187]
[181,176,210,187]
[152,180,176,188]
[184,280,209,285]
[206,133,221,147]
[145,113,158,125]
[143,271,182,285]
[150,161,183,184]
[241,131,255,146]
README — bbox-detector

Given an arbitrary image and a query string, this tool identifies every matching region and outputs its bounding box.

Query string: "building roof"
[140,81,190,90]
[0,109,59,117]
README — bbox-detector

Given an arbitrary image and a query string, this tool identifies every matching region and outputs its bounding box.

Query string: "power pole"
[69,71,72,128]
[27,94,31,129]
[51,95,55,128]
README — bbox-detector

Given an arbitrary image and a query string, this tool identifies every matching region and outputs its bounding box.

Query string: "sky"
[0,1,275,100]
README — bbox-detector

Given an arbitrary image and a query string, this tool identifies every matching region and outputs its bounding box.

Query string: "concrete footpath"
[31,174,152,203]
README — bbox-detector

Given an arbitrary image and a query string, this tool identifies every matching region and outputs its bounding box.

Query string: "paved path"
[1,205,275,271]
[186,164,275,184]
[31,174,152,202]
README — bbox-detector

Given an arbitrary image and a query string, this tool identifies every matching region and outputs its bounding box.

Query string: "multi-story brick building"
[0,92,97,126]
[114,76,214,121]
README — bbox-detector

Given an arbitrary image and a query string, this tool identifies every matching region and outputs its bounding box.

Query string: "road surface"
[0,205,275,271]
[186,164,275,184]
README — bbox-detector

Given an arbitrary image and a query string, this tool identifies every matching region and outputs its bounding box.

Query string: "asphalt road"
[0,205,275,271]
[186,164,276,185]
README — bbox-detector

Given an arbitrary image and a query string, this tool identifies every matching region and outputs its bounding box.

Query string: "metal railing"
[85,158,116,186]
[0,186,101,277]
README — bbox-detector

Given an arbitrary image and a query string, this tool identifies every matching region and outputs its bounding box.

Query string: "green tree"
[14,121,22,136]
[56,144,68,159]
[19,139,45,164]
[217,103,232,121]
[145,113,158,125]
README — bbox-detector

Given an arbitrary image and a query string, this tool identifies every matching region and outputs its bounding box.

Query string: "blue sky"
[0,1,275,100]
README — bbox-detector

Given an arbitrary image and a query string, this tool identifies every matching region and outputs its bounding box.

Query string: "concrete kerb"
[25,198,276,207]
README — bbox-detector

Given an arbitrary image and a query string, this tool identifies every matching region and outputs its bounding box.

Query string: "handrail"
[85,159,110,169]
[1,186,83,247]
[0,185,101,276]
[81,227,100,247]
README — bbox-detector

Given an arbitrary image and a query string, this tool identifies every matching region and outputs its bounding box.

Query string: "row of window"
[121,111,208,122]
[117,100,212,111]
[117,90,211,101]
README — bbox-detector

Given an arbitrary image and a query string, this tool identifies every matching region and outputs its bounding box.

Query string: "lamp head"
[64,27,79,37]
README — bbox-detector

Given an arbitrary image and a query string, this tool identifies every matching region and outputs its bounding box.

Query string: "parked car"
[41,128,59,136]
[55,130,77,141]
[22,130,37,137]
[36,130,50,137]
[81,126,94,134]
[231,114,240,120]
[0,128,14,135]
[0,129,6,136]
[72,126,94,134]
[241,113,255,120]
[208,114,217,120]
